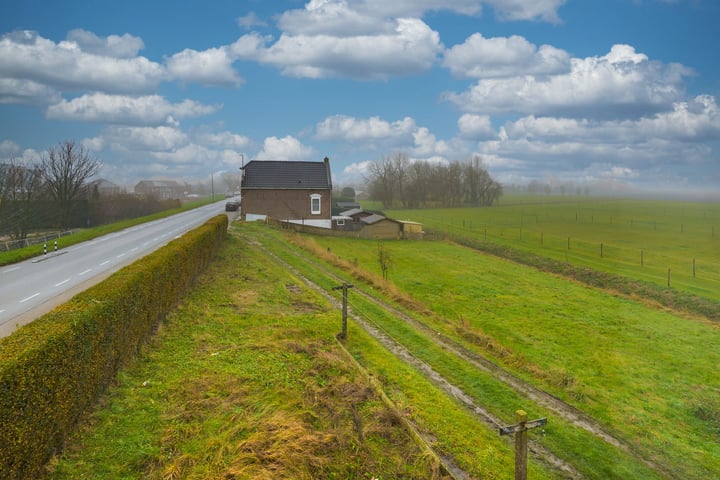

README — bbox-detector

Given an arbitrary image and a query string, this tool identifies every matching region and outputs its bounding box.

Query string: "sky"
[1,0,719,198]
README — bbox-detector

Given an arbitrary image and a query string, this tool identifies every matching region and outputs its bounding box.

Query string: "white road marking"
[116,253,126,258]
[100,260,110,266]
[78,269,92,276]
[55,279,70,287]
[20,293,41,303]
[2,266,21,273]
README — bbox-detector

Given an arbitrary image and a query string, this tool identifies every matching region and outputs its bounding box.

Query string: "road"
[0,199,232,338]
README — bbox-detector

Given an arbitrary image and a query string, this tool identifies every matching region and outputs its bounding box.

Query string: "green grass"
[290,229,720,479]
[384,196,720,301]
[0,197,215,267]
[48,229,448,480]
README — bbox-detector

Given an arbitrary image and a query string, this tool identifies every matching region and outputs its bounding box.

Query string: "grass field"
[47,196,720,479]
[383,196,720,301]
[297,227,720,479]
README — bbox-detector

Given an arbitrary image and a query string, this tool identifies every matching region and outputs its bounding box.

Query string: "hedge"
[0,214,228,479]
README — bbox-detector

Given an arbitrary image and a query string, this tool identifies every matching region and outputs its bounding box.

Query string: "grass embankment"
[0,198,215,267]
[286,230,720,479]
[385,197,720,302]
[49,227,451,479]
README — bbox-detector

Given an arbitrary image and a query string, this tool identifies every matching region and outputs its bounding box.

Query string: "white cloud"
[233,18,442,79]
[500,95,720,144]
[98,126,189,152]
[343,160,374,176]
[457,114,496,139]
[444,44,692,118]
[66,28,144,58]
[0,78,60,105]
[166,46,243,86]
[46,93,220,125]
[0,31,166,96]
[316,115,416,141]
[443,33,570,78]
[195,131,252,149]
[486,0,566,23]
[255,136,314,160]
[237,12,268,29]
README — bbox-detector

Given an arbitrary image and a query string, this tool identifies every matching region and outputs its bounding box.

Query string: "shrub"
[0,215,228,479]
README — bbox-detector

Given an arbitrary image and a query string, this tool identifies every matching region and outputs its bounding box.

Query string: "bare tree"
[41,140,100,227]
[377,242,392,280]
[0,157,45,239]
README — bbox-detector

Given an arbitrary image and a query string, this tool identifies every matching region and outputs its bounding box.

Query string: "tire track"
[244,228,672,479]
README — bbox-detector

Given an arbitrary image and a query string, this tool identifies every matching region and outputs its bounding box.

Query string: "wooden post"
[499,410,547,480]
[332,283,354,339]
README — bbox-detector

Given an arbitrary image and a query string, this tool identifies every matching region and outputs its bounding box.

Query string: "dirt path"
[245,229,673,479]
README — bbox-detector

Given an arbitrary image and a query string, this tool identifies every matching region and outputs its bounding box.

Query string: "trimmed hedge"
[0,214,228,479]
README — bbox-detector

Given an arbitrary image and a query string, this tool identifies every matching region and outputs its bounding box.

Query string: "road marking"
[100,260,110,266]
[78,269,92,276]
[55,279,70,287]
[2,266,20,273]
[116,253,126,258]
[130,247,139,252]
[20,293,41,303]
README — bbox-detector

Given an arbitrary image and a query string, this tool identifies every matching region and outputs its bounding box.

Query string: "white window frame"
[310,194,322,215]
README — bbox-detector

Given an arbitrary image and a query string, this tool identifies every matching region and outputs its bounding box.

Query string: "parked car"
[225,200,240,212]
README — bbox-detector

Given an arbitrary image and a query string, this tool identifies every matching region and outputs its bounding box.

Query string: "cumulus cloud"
[233,17,442,79]
[457,114,496,139]
[195,131,252,149]
[443,33,570,78]
[166,46,243,86]
[316,115,416,142]
[255,136,314,160]
[92,126,189,152]
[486,0,566,23]
[0,30,166,96]
[444,44,693,119]
[45,93,221,125]
[0,78,60,105]
[66,28,144,58]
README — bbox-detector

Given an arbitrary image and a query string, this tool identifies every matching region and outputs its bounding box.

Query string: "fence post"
[332,283,354,339]
[499,410,547,480]
[43,243,47,256]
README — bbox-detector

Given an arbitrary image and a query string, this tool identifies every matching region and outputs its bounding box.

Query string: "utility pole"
[331,282,353,339]
[499,410,547,480]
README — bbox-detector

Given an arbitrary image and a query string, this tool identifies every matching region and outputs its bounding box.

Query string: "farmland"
[385,196,720,302]
[49,197,720,479]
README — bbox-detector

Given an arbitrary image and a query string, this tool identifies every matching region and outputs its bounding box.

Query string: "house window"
[310,194,322,215]
[336,219,345,226]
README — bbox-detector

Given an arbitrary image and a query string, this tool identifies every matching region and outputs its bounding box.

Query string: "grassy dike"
[48,225,451,479]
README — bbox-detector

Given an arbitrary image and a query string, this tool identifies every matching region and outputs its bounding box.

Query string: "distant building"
[134,180,185,200]
[86,178,122,197]
[241,158,333,228]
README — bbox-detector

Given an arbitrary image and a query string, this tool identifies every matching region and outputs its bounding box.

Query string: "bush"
[0,215,228,479]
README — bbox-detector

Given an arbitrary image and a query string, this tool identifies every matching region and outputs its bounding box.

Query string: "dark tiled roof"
[242,160,332,189]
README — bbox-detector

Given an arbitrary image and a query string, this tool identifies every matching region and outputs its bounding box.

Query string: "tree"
[0,157,45,239]
[41,140,100,227]
[377,242,392,280]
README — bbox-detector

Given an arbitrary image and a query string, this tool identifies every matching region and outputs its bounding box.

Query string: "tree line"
[0,140,178,242]
[365,153,503,209]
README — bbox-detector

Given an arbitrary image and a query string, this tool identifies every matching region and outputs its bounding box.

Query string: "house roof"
[361,214,394,225]
[339,208,364,217]
[242,160,332,190]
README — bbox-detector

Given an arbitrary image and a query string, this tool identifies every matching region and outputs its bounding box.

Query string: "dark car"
[225,200,240,212]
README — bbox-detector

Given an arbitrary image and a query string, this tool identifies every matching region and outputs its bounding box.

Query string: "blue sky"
[1,0,719,197]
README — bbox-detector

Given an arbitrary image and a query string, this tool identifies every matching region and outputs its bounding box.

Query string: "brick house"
[240,159,333,228]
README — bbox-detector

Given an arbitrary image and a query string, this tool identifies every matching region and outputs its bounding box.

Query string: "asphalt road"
[0,200,233,338]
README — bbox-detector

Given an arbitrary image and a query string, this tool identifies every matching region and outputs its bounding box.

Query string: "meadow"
[48,197,720,479]
[384,195,720,301]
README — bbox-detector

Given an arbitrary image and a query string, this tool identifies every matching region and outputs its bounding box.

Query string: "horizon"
[1,1,719,199]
